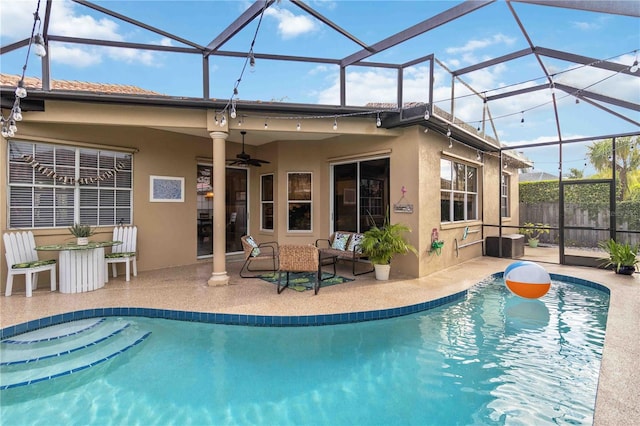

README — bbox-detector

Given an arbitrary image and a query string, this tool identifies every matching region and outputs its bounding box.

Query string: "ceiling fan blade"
[247,159,262,167]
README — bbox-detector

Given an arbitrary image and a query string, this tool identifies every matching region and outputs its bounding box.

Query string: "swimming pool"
[0,275,609,425]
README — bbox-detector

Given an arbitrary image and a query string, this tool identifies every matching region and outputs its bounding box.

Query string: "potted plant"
[360,212,417,281]
[69,223,95,246]
[519,222,550,248]
[599,239,639,275]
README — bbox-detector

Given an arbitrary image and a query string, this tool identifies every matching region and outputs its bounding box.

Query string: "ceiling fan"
[226,131,270,167]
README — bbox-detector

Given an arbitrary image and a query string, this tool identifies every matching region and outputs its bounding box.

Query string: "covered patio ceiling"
[1,0,639,148]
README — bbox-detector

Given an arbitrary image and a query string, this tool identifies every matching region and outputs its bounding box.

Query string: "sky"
[1,0,639,176]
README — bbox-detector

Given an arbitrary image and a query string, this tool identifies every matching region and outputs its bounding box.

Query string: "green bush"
[519,180,640,230]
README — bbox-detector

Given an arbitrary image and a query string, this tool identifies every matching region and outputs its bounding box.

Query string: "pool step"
[2,318,106,344]
[0,318,151,389]
[1,319,132,365]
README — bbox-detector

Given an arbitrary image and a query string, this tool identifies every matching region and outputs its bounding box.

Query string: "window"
[8,140,133,228]
[440,158,477,222]
[261,174,274,231]
[287,172,312,231]
[501,173,510,218]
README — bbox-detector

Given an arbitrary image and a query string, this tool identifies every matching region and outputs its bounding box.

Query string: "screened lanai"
[2,1,639,137]
[1,0,639,271]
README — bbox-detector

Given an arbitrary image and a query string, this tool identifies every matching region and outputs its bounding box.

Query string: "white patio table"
[35,241,122,293]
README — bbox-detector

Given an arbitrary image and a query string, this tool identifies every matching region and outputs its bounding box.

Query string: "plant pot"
[616,265,635,275]
[528,239,539,248]
[373,264,391,281]
[77,237,89,246]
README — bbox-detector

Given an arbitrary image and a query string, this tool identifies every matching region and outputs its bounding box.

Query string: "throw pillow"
[245,236,261,257]
[331,232,350,250]
[347,233,364,253]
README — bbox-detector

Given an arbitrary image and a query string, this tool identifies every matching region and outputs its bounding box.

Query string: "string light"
[448,138,453,149]
[15,81,27,99]
[476,150,481,161]
[212,1,268,127]
[446,126,451,137]
[12,105,23,121]
[296,122,301,131]
[376,113,381,127]
[230,99,237,119]
[249,51,256,72]
[33,34,46,58]
[214,43,635,137]
[0,0,46,138]
[333,117,338,131]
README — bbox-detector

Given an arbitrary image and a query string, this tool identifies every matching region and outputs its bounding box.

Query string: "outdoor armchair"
[240,235,279,278]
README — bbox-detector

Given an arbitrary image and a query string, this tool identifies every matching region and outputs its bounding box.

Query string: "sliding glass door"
[332,158,389,233]
[196,165,247,257]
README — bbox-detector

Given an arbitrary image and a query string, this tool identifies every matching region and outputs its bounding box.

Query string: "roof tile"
[1,73,162,96]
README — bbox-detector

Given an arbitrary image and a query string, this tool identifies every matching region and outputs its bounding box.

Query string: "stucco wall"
[1,100,511,294]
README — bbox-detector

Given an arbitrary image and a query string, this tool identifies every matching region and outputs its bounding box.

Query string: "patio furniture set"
[240,232,373,295]
[4,226,137,297]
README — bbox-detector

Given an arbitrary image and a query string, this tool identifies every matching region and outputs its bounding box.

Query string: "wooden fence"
[519,202,640,247]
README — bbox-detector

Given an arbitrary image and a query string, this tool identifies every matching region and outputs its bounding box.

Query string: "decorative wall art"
[343,188,356,205]
[150,175,185,202]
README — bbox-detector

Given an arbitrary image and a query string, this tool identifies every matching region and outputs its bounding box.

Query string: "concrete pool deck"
[1,256,638,425]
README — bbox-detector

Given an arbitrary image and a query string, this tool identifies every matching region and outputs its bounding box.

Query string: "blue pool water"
[0,276,609,425]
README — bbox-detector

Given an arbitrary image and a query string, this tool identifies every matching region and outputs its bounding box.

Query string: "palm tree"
[587,136,640,200]
[566,168,584,179]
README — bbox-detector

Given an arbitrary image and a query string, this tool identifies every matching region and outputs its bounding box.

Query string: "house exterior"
[1,76,524,294]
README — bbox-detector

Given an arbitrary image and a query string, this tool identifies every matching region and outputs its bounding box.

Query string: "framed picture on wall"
[344,188,356,205]
[150,175,185,202]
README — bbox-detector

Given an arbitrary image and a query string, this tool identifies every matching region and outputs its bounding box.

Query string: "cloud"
[308,65,329,75]
[0,0,38,39]
[49,0,123,41]
[50,45,102,67]
[0,0,163,68]
[264,7,318,39]
[159,37,173,47]
[571,21,600,31]
[106,47,157,67]
[446,34,516,55]
[309,0,337,11]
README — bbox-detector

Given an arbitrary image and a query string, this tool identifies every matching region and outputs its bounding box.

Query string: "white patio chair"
[4,231,57,297]
[105,225,137,282]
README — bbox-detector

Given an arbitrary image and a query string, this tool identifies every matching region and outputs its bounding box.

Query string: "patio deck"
[1,256,638,425]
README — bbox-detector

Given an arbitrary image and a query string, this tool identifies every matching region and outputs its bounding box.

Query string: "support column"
[208,131,230,286]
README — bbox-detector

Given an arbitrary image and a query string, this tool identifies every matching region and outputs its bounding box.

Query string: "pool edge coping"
[0,272,609,339]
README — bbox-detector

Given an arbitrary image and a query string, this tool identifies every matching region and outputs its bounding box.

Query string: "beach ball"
[504,261,551,299]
